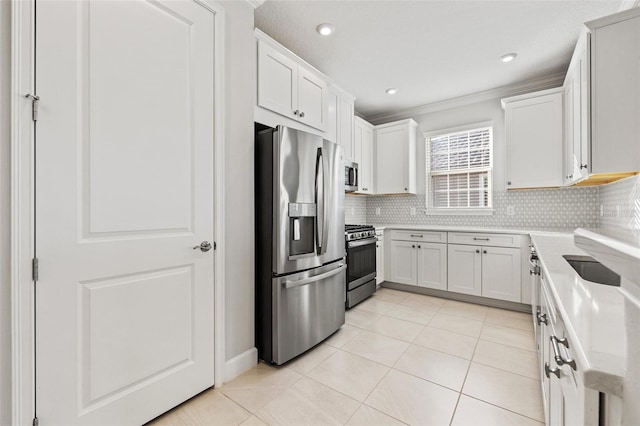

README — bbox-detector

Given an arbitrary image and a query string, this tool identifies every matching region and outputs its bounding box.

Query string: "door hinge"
[32,258,39,282]
[32,417,39,426]
[25,94,39,121]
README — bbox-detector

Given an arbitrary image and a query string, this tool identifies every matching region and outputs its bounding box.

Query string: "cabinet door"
[361,126,374,193]
[578,39,591,177]
[354,121,363,189]
[376,238,384,285]
[505,91,564,189]
[338,96,354,161]
[447,244,481,296]
[375,125,409,194]
[481,246,521,302]
[590,12,640,174]
[297,67,327,131]
[389,240,417,285]
[417,243,447,290]
[257,40,297,120]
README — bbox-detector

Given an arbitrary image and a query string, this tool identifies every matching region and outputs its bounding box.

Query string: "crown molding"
[364,71,566,125]
[246,0,265,9]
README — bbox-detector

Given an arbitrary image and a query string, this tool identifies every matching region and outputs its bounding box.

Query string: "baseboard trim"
[381,281,531,313]
[223,347,258,384]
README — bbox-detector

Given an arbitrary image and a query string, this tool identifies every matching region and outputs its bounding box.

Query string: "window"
[425,123,493,212]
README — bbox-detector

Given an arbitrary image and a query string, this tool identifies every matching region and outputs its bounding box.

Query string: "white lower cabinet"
[389,240,447,290]
[481,246,522,302]
[375,230,384,285]
[389,241,418,285]
[388,230,523,303]
[539,272,599,426]
[448,244,521,301]
[447,244,482,296]
[447,233,522,302]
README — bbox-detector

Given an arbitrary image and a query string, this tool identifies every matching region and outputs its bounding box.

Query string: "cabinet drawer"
[390,230,447,243]
[447,232,521,248]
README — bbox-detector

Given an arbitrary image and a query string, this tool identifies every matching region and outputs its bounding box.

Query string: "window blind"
[426,127,493,209]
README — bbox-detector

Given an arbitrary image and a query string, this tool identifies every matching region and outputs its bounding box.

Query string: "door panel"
[257,40,297,120]
[36,1,216,424]
[389,240,417,285]
[481,246,521,302]
[86,0,193,234]
[447,244,481,296]
[297,68,327,130]
[417,243,447,290]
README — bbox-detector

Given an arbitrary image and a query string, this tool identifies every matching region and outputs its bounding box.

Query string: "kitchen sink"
[562,255,621,287]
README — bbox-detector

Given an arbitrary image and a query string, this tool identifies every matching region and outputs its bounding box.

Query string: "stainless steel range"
[345,225,377,308]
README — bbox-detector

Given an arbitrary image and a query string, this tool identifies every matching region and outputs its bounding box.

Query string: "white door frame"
[10,1,227,424]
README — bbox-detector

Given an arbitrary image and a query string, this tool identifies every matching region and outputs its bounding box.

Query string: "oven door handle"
[347,237,377,248]
[283,264,345,289]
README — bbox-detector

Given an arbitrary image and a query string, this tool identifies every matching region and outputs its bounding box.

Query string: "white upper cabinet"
[563,33,590,185]
[502,88,564,189]
[338,92,355,162]
[257,37,328,131]
[587,8,640,176]
[374,119,417,194]
[354,117,374,194]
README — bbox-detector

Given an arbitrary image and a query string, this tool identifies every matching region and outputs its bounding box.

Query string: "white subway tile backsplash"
[345,194,367,224]
[599,175,640,230]
[349,187,599,229]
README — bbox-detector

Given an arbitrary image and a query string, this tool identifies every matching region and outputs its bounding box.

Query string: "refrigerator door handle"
[282,264,345,289]
[315,147,327,254]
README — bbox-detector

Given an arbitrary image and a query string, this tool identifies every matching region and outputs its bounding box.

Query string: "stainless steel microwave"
[344,161,358,192]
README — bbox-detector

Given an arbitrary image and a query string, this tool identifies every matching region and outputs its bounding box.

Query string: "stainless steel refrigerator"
[255,125,346,365]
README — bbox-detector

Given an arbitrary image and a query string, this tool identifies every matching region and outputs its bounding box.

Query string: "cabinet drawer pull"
[475,249,480,254]
[550,335,577,370]
[473,237,490,241]
[545,362,561,379]
[580,164,588,169]
[299,111,305,118]
[411,245,415,249]
[293,109,299,116]
[410,234,423,238]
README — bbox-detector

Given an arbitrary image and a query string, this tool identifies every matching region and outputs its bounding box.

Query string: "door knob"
[194,241,213,252]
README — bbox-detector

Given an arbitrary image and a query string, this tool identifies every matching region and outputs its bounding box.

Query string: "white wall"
[1,1,12,424]
[220,0,256,365]
[411,97,507,195]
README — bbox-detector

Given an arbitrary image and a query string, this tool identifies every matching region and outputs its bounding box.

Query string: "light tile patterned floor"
[148,289,543,426]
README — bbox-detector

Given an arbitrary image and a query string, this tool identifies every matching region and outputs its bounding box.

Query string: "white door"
[297,67,327,131]
[447,244,481,296]
[257,40,298,121]
[389,241,417,285]
[35,1,216,424]
[481,247,521,302]
[417,243,447,291]
[375,125,408,194]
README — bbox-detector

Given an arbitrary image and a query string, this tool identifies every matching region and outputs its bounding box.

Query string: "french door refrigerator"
[255,125,346,365]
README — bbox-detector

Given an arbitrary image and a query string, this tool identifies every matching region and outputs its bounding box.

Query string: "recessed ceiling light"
[386,88,398,95]
[500,53,518,63]
[316,23,335,36]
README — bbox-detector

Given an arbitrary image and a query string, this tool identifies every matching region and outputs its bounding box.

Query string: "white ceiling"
[254,0,625,121]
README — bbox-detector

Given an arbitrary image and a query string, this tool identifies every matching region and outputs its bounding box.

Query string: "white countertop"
[372,224,575,235]
[530,233,626,397]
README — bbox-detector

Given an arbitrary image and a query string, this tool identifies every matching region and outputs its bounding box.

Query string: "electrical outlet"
[600,204,604,217]
[350,207,355,215]
[506,205,514,216]
[375,207,381,215]
[410,207,416,216]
